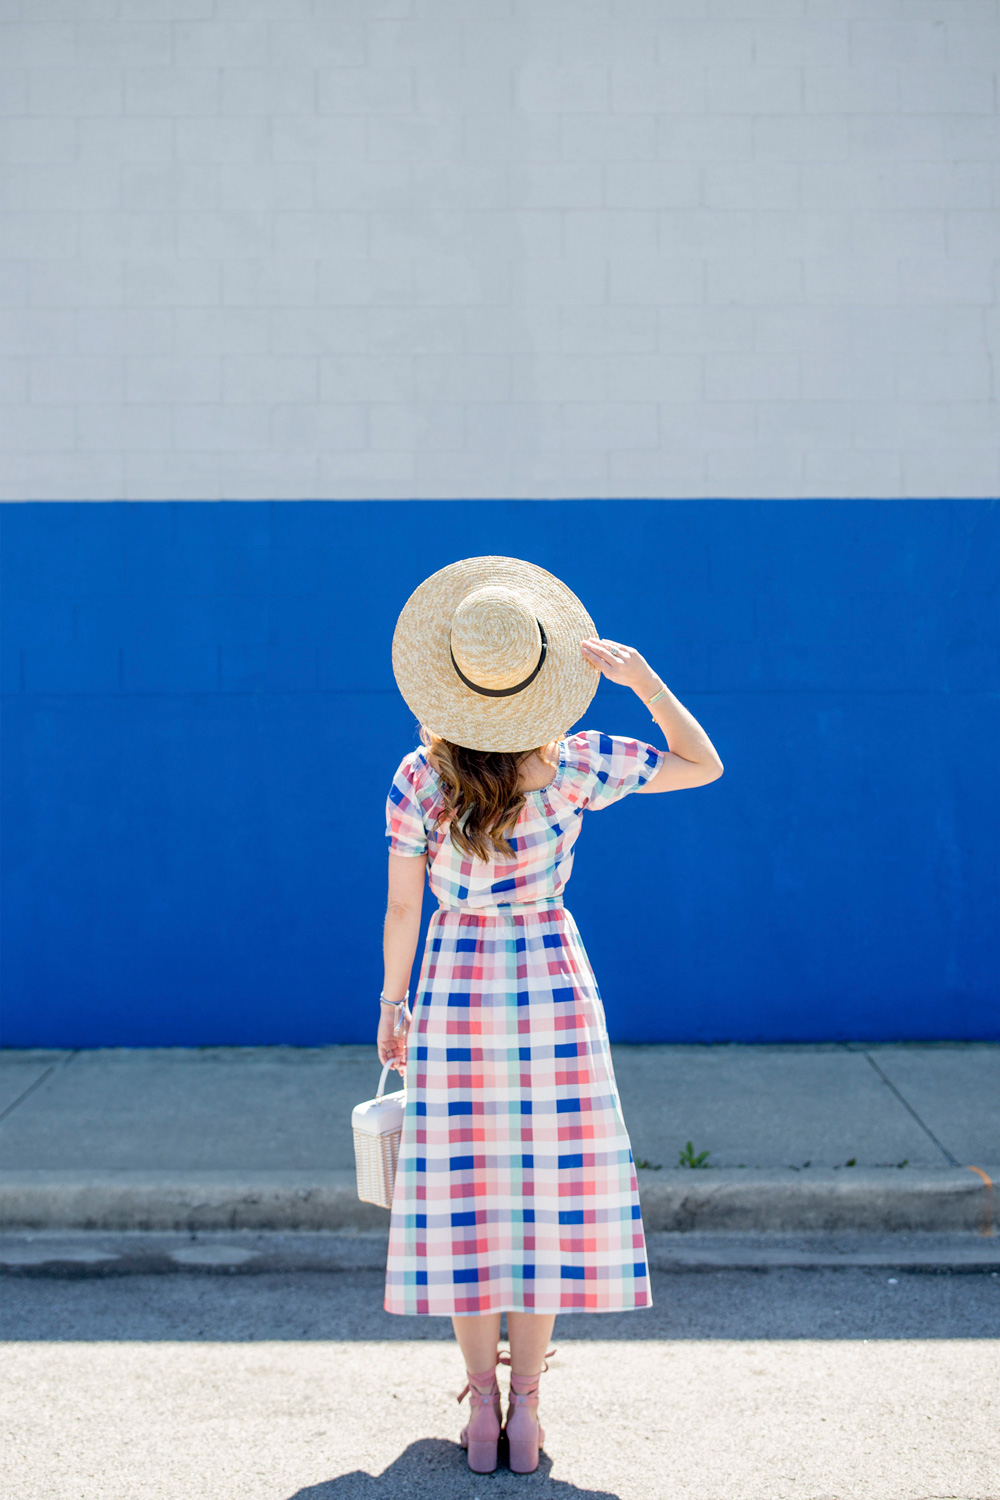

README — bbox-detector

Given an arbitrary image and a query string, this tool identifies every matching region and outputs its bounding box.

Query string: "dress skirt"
[383,895,651,1317]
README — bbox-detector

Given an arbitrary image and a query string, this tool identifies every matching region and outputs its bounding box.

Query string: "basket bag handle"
[376,1058,404,1098]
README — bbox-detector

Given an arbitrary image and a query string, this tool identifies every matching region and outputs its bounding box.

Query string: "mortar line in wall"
[4,690,991,700]
[859,1049,960,1168]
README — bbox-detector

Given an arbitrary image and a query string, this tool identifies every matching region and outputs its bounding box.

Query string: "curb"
[2,1166,995,1235]
[0,1171,386,1233]
[637,1165,996,1234]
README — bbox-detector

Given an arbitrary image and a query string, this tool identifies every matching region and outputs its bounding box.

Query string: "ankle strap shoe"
[500,1347,556,1475]
[456,1360,502,1474]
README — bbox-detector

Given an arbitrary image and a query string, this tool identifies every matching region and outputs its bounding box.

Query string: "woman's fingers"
[582,638,631,666]
[581,637,647,693]
[582,639,611,661]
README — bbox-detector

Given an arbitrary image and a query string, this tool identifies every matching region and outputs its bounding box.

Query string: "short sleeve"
[385,749,429,857]
[565,729,667,812]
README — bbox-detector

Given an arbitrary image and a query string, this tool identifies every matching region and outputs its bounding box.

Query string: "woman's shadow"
[287,1436,620,1498]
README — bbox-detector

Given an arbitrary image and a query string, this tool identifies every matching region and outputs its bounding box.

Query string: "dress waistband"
[436,895,565,915]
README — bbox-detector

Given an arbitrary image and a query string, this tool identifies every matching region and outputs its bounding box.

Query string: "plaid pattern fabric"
[385,728,666,906]
[382,729,667,1316]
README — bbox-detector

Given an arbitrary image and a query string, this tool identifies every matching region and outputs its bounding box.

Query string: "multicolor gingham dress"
[382,728,667,1317]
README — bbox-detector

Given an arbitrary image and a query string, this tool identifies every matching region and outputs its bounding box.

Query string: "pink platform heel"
[499,1347,556,1474]
[456,1360,503,1473]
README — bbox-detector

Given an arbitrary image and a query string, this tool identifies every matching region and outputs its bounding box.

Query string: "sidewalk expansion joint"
[0,1051,79,1125]
[859,1049,960,1168]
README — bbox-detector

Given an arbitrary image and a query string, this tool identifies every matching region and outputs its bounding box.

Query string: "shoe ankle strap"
[498,1346,556,1382]
[456,1362,500,1405]
[502,1347,557,1399]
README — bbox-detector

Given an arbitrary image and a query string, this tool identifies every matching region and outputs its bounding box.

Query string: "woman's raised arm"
[580,636,724,793]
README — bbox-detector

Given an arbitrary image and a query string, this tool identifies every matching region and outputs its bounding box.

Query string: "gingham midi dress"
[382,728,667,1317]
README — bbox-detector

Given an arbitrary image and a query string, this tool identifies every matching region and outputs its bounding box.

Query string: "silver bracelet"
[381,989,410,1039]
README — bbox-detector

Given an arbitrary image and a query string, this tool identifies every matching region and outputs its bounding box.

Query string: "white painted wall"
[0,0,997,501]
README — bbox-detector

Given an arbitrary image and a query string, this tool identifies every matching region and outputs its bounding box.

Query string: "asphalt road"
[2,1266,998,1500]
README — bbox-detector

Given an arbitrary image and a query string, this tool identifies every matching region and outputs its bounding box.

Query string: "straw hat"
[391,555,601,752]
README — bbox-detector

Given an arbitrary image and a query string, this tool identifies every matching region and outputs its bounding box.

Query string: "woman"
[377,556,723,1475]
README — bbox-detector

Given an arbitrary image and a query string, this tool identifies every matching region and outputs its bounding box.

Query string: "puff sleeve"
[566,729,667,812]
[385,749,429,857]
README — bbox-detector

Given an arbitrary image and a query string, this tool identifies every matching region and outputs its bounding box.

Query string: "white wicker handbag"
[352,1059,407,1209]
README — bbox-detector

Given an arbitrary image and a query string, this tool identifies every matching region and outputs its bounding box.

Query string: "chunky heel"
[502,1348,555,1475]
[505,1389,544,1474]
[457,1361,502,1474]
[467,1439,499,1473]
[508,1434,542,1475]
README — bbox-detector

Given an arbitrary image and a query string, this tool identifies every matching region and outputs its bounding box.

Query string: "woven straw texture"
[353,1124,403,1210]
[391,555,599,752]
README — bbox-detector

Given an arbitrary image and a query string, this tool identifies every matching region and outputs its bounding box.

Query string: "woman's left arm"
[378,850,427,1072]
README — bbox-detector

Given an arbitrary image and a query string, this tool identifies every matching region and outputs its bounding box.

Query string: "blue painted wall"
[1,499,997,1048]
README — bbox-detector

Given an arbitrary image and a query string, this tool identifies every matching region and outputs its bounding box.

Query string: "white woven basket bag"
[352,1060,407,1209]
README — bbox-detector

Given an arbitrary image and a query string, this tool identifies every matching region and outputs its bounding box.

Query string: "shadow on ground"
[287,1437,619,1499]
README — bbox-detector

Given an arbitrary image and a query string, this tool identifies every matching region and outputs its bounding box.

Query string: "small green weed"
[678,1140,711,1169]
[634,1158,662,1171]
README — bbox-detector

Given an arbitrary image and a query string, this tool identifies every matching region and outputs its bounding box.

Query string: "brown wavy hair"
[419,725,561,862]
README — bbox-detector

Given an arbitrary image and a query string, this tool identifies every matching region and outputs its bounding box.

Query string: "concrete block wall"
[3,498,997,1046]
[0,0,997,502]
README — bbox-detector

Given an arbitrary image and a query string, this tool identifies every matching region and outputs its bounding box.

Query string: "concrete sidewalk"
[1,1043,997,1236]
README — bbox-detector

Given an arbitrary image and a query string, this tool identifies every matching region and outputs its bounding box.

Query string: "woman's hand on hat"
[581,637,655,693]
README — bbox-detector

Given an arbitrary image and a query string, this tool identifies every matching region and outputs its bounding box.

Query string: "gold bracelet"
[645,683,667,724]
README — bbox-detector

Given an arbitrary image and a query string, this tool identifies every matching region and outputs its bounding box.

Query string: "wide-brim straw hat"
[391,555,600,753]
